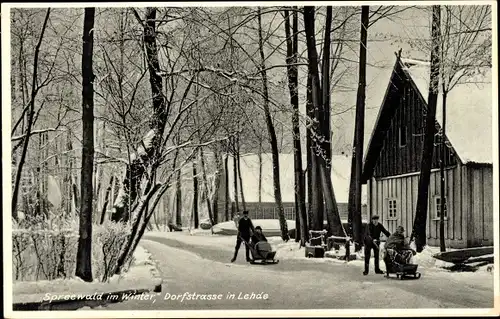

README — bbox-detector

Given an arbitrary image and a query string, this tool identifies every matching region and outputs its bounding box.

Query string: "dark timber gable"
[362,59,459,182]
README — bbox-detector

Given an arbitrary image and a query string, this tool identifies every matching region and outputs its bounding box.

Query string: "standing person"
[231,210,255,262]
[363,215,390,275]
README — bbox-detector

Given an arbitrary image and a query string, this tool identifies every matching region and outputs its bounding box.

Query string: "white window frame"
[433,196,448,220]
[386,198,398,220]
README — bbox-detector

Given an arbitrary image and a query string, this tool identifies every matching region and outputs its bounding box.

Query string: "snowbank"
[13,246,162,305]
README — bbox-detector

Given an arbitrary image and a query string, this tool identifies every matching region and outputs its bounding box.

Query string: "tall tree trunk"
[11,9,51,221]
[306,76,313,231]
[304,6,344,237]
[42,132,49,217]
[212,147,222,224]
[349,5,369,250]
[174,145,182,226]
[306,76,322,231]
[320,6,335,233]
[258,141,263,214]
[111,7,168,223]
[321,6,332,169]
[76,7,95,282]
[347,141,356,237]
[439,90,447,252]
[412,5,441,252]
[319,163,345,237]
[192,161,199,229]
[64,130,73,216]
[224,152,230,221]
[93,122,104,218]
[304,6,324,231]
[232,139,239,213]
[199,148,214,225]
[284,7,308,246]
[236,143,246,211]
[100,175,115,224]
[257,7,289,241]
[72,182,80,214]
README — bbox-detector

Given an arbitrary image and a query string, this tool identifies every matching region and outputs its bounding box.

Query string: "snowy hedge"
[12,216,131,282]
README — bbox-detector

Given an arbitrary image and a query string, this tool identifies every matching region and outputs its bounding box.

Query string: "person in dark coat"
[231,210,255,262]
[251,226,267,244]
[363,215,390,275]
[385,225,415,264]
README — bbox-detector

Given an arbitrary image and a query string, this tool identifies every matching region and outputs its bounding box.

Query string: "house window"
[399,126,407,147]
[387,198,397,219]
[435,196,448,219]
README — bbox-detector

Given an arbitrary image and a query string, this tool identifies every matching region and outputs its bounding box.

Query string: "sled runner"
[383,248,421,280]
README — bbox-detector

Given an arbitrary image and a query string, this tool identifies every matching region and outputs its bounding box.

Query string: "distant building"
[361,57,493,248]
[216,153,368,222]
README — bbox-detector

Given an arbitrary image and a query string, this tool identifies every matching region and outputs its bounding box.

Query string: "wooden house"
[361,57,493,248]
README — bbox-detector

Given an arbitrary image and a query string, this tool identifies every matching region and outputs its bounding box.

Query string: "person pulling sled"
[231,210,255,263]
[363,215,390,275]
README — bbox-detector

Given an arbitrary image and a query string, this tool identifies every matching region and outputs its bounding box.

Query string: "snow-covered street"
[103,233,494,310]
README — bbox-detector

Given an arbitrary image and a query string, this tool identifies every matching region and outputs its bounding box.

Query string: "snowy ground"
[103,238,494,311]
[12,246,162,304]
[144,229,494,289]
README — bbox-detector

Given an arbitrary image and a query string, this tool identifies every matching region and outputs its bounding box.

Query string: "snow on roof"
[227,153,367,204]
[363,63,400,152]
[401,58,493,164]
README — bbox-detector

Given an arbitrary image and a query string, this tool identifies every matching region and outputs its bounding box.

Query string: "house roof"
[361,56,493,183]
[400,58,493,165]
[227,153,367,204]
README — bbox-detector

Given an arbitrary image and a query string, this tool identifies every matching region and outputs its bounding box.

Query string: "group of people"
[231,210,267,263]
[363,215,416,275]
[231,210,416,273]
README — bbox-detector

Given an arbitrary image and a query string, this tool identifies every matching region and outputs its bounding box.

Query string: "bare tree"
[257,7,289,241]
[303,6,346,237]
[75,7,95,282]
[283,7,308,246]
[192,160,199,229]
[348,5,369,251]
[411,6,442,252]
[11,9,51,221]
[410,5,491,252]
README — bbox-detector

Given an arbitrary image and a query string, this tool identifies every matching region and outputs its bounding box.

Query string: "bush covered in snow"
[12,215,131,282]
[92,220,132,282]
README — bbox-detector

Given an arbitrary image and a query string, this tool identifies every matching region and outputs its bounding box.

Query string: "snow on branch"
[157,66,261,82]
[11,128,61,142]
